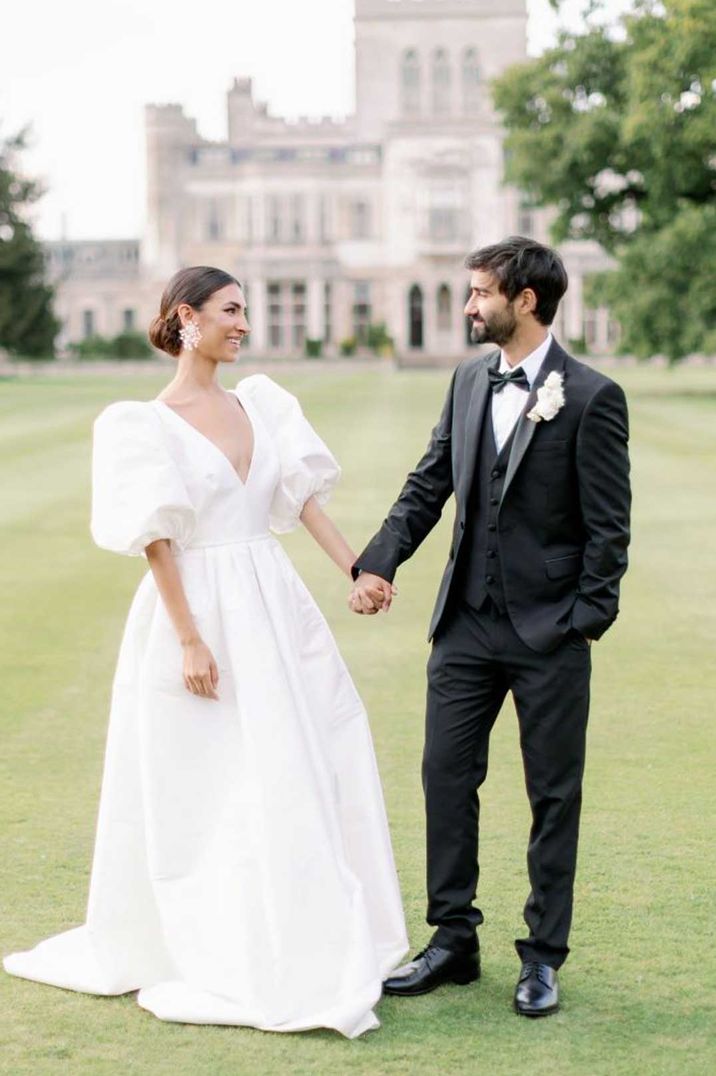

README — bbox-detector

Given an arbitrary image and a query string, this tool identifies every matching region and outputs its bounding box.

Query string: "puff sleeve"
[240,375,341,534]
[90,402,196,556]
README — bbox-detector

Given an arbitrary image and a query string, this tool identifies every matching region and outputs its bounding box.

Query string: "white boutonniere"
[526,371,565,423]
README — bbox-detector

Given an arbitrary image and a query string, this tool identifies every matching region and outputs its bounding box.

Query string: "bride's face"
[183,283,250,363]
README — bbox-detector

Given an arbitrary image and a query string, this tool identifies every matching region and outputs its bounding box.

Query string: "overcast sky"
[1,0,633,240]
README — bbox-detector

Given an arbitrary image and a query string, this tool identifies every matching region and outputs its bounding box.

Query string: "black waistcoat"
[460,406,516,613]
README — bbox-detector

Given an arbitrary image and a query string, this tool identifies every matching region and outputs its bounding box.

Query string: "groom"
[350,237,630,1016]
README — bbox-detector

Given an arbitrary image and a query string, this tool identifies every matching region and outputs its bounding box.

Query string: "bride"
[4,265,407,1038]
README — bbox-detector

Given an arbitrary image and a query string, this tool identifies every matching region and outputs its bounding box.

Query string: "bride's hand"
[182,638,220,700]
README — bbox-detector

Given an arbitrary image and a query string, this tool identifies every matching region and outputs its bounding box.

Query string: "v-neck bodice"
[90,375,341,557]
[151,387,277,548]
[154,389,256,488]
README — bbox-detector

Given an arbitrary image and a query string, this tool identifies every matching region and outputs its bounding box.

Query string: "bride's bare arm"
[299,497,396,612]
[145,539,219,700]
[299,497,356,578]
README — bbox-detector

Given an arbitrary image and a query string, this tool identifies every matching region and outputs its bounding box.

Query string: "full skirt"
[4,537,408,1037]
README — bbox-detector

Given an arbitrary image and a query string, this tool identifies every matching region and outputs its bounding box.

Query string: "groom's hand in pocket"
[348,572,397,615]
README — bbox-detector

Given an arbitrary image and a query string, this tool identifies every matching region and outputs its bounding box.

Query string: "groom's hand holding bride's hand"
[348,572,397,615]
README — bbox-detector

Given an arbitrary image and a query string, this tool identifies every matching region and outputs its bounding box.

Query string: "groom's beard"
[470,305,518,347]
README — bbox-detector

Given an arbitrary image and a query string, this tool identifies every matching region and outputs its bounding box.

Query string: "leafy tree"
[493,0,716,359]
[0,129,59,358]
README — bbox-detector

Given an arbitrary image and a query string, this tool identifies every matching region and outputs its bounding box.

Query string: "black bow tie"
[488,367,530,393]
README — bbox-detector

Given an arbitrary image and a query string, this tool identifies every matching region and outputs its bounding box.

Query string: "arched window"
[401,49,421,116]
[409,285,424,349]
[462,48,480,114]
[437,284,452,332]
[432,49,451,116]
[464,284,477,347]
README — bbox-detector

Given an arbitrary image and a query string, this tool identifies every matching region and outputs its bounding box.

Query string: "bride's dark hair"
[148,266,241,356]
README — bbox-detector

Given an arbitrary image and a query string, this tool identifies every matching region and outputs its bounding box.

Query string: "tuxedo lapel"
[459,352,499,503]
[500,340,567,505]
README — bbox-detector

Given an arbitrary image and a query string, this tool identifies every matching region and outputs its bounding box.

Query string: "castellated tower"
[355,0,528,140]
[144,104,199,275]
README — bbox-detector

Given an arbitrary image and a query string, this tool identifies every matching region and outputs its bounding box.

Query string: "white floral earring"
[179,321,202,351]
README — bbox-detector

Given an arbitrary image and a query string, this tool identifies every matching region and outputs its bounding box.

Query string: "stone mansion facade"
[46,0,617,361]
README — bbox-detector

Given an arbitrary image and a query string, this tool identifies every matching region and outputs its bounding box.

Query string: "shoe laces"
[520,961,551,985]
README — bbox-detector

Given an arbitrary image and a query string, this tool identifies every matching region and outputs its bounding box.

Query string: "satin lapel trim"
[500,342,566,505]
[459,354,498,503]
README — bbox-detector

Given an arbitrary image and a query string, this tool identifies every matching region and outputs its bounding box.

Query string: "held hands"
[348,572,397,616]
[182,637,220,700]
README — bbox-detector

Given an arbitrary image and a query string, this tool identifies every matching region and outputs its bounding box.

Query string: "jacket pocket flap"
[545,553,581,580]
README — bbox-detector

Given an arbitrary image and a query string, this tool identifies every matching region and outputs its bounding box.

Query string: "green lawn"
[1,363,714,1076]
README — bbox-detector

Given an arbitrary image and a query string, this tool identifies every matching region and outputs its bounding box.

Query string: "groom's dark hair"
[465,237,568,326]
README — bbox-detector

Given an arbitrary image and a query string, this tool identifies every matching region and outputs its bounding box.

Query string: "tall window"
[318,194,330,244]
[82,310,95,338]
[245,196,253,244]
[323,282,332,344]
[267,196,282,244]
[267,281,306,352]
[462,48,480,114]
[437,285,452,332]
[353,282,372,345]
[432,49,451,116]
[291,282,306,348]
[401,49,421,116]
[351,200,371,240]
[409,285,424,349]
[122,308,135,332]
[206,199,222,241]
[429,185,462,242]
[517,201,535,237]
[268,282,283,349]
[290,194,305,244]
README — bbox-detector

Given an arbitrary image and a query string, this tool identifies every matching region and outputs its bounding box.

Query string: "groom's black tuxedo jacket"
[355,339,631,652]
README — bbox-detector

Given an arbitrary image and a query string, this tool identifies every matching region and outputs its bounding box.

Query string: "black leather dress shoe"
[514,961,559,1016]
[383,945,480,997]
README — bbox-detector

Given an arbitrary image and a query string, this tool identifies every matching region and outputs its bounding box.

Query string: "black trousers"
[423,599,591,969]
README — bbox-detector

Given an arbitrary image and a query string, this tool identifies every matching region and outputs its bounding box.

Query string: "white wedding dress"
[4,374,408,1038]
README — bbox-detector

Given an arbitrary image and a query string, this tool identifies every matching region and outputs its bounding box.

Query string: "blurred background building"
[45,0,617,362]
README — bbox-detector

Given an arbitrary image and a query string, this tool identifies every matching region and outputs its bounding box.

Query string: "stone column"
[334,279,353,345]
[307,276,323,342]
[247,276,267,354]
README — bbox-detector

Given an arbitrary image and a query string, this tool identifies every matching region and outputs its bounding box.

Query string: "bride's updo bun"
[148,313,181,356]
[148,266,241,356]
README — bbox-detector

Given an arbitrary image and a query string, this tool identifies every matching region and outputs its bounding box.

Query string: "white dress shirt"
[491,333,553,452]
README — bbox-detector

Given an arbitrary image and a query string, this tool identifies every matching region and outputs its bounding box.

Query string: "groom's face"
[465,269,518,347]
